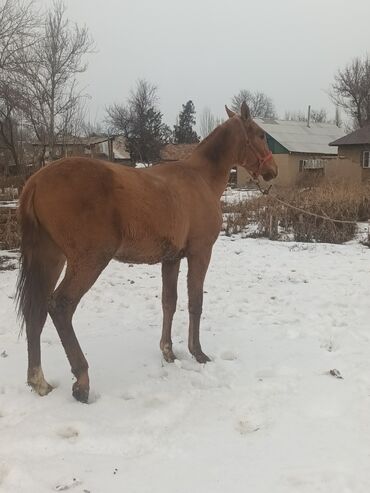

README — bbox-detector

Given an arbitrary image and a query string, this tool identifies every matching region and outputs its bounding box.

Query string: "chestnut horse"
[16,102,277,403]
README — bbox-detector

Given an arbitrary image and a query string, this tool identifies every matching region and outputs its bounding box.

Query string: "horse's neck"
[195,122,241,198]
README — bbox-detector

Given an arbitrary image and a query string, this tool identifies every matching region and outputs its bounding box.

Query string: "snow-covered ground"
[0,201,17,209]
[221,187,259,203]
[1,236,370,493]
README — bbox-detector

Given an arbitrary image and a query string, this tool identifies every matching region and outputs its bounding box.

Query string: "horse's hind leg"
[48,255,110,403]
[160,260,180,362]
[187,249,212,363]
[26,239,65,396]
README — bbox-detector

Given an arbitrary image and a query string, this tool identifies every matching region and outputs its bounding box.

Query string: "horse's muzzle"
[261,161,278,181]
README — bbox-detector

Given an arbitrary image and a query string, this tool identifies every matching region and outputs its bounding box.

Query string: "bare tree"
[311,108,328,123]
[331,55,370,128]
[106,79,171,165]
[0,0,38,70]
[18,0,93,158]
[334,106,342,128]
[284,108,328,123]
[231,90,276,118]
[199,107,215,138]
[0,81,22,170]
[199,107,225,139]
[81,118,107,138]
[0,0,39,172]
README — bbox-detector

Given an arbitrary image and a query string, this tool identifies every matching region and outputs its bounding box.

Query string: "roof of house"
[255,118,346,155]
[32,136,113,146]
[160,143,198,161]
[31,134,131,160]
[329,124,370,146]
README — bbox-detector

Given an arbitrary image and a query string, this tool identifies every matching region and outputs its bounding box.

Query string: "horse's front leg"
[160,260,180,362]
[187,249,212,363]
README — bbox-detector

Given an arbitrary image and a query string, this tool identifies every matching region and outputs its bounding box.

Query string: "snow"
[1,236,370,492]
[221,187,259,203]
[0,201,17,209]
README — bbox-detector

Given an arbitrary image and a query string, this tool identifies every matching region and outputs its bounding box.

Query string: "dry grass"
[0,174,28,200]
[222,183,370,244]
[0,208,19,250]
[1,183,369,251]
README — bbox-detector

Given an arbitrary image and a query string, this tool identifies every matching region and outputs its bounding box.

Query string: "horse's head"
[225,102,278,181]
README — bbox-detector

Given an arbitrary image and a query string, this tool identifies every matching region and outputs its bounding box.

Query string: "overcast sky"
[39,0,370,127]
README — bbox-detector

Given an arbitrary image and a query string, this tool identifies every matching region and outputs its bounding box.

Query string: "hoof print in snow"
[329,369,343,379]
[57,426,79,441]
[0,350,8,358]
[235,419,260,435]
[55,478,82,491]
[220,350,237,361]
[321,339,337,353]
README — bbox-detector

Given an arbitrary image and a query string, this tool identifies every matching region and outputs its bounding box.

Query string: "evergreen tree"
[107,79,171,164]
[173,100,200,144]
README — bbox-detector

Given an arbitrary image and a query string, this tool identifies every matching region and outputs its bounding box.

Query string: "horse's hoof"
[193,352,211,364]
[162,349,176,363]
[28,367,54,396]
[160,342,176,363]
[28,380,54,396]
[72,382,89,403]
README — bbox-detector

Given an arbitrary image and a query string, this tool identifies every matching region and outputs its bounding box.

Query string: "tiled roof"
[160,143,198,161]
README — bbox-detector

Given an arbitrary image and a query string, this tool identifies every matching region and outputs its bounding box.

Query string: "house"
[237,119,346,188]
[31,135,132,165]
[329,124,370,183]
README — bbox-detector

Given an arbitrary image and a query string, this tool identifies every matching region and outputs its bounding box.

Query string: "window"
[362,151,370,168]
[299,159,325,171]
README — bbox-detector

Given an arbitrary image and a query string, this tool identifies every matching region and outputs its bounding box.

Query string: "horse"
[16,102,277,403]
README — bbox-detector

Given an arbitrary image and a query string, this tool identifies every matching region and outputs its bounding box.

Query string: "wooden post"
[108,138,114,162]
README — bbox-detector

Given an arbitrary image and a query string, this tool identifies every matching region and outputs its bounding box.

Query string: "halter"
[237,117,273,177]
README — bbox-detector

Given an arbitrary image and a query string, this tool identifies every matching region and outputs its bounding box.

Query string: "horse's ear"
[225,105,235,118]
[241,101,251,121]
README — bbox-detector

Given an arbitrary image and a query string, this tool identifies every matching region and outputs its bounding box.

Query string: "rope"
[253,181,359,226]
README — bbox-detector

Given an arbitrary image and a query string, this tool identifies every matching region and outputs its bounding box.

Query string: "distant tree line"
[106,84,200,165]
[1,1,369,173]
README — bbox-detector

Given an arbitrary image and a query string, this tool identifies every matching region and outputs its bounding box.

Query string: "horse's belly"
[114,238,185,265]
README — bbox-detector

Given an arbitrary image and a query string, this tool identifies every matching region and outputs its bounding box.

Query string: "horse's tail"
[16,183,51,333]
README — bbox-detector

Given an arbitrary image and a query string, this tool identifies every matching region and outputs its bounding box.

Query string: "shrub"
[222,183,370,244]
[0,208,19,250]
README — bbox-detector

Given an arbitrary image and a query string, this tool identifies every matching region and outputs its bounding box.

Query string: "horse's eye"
[260,134,265,140]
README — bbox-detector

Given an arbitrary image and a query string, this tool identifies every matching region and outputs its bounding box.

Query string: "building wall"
[237,154,321,188]
[274,154,300,187]
[330,145,370,184]
[237,154,296,187]
[237,151,366,188]
[325,156,361,184]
